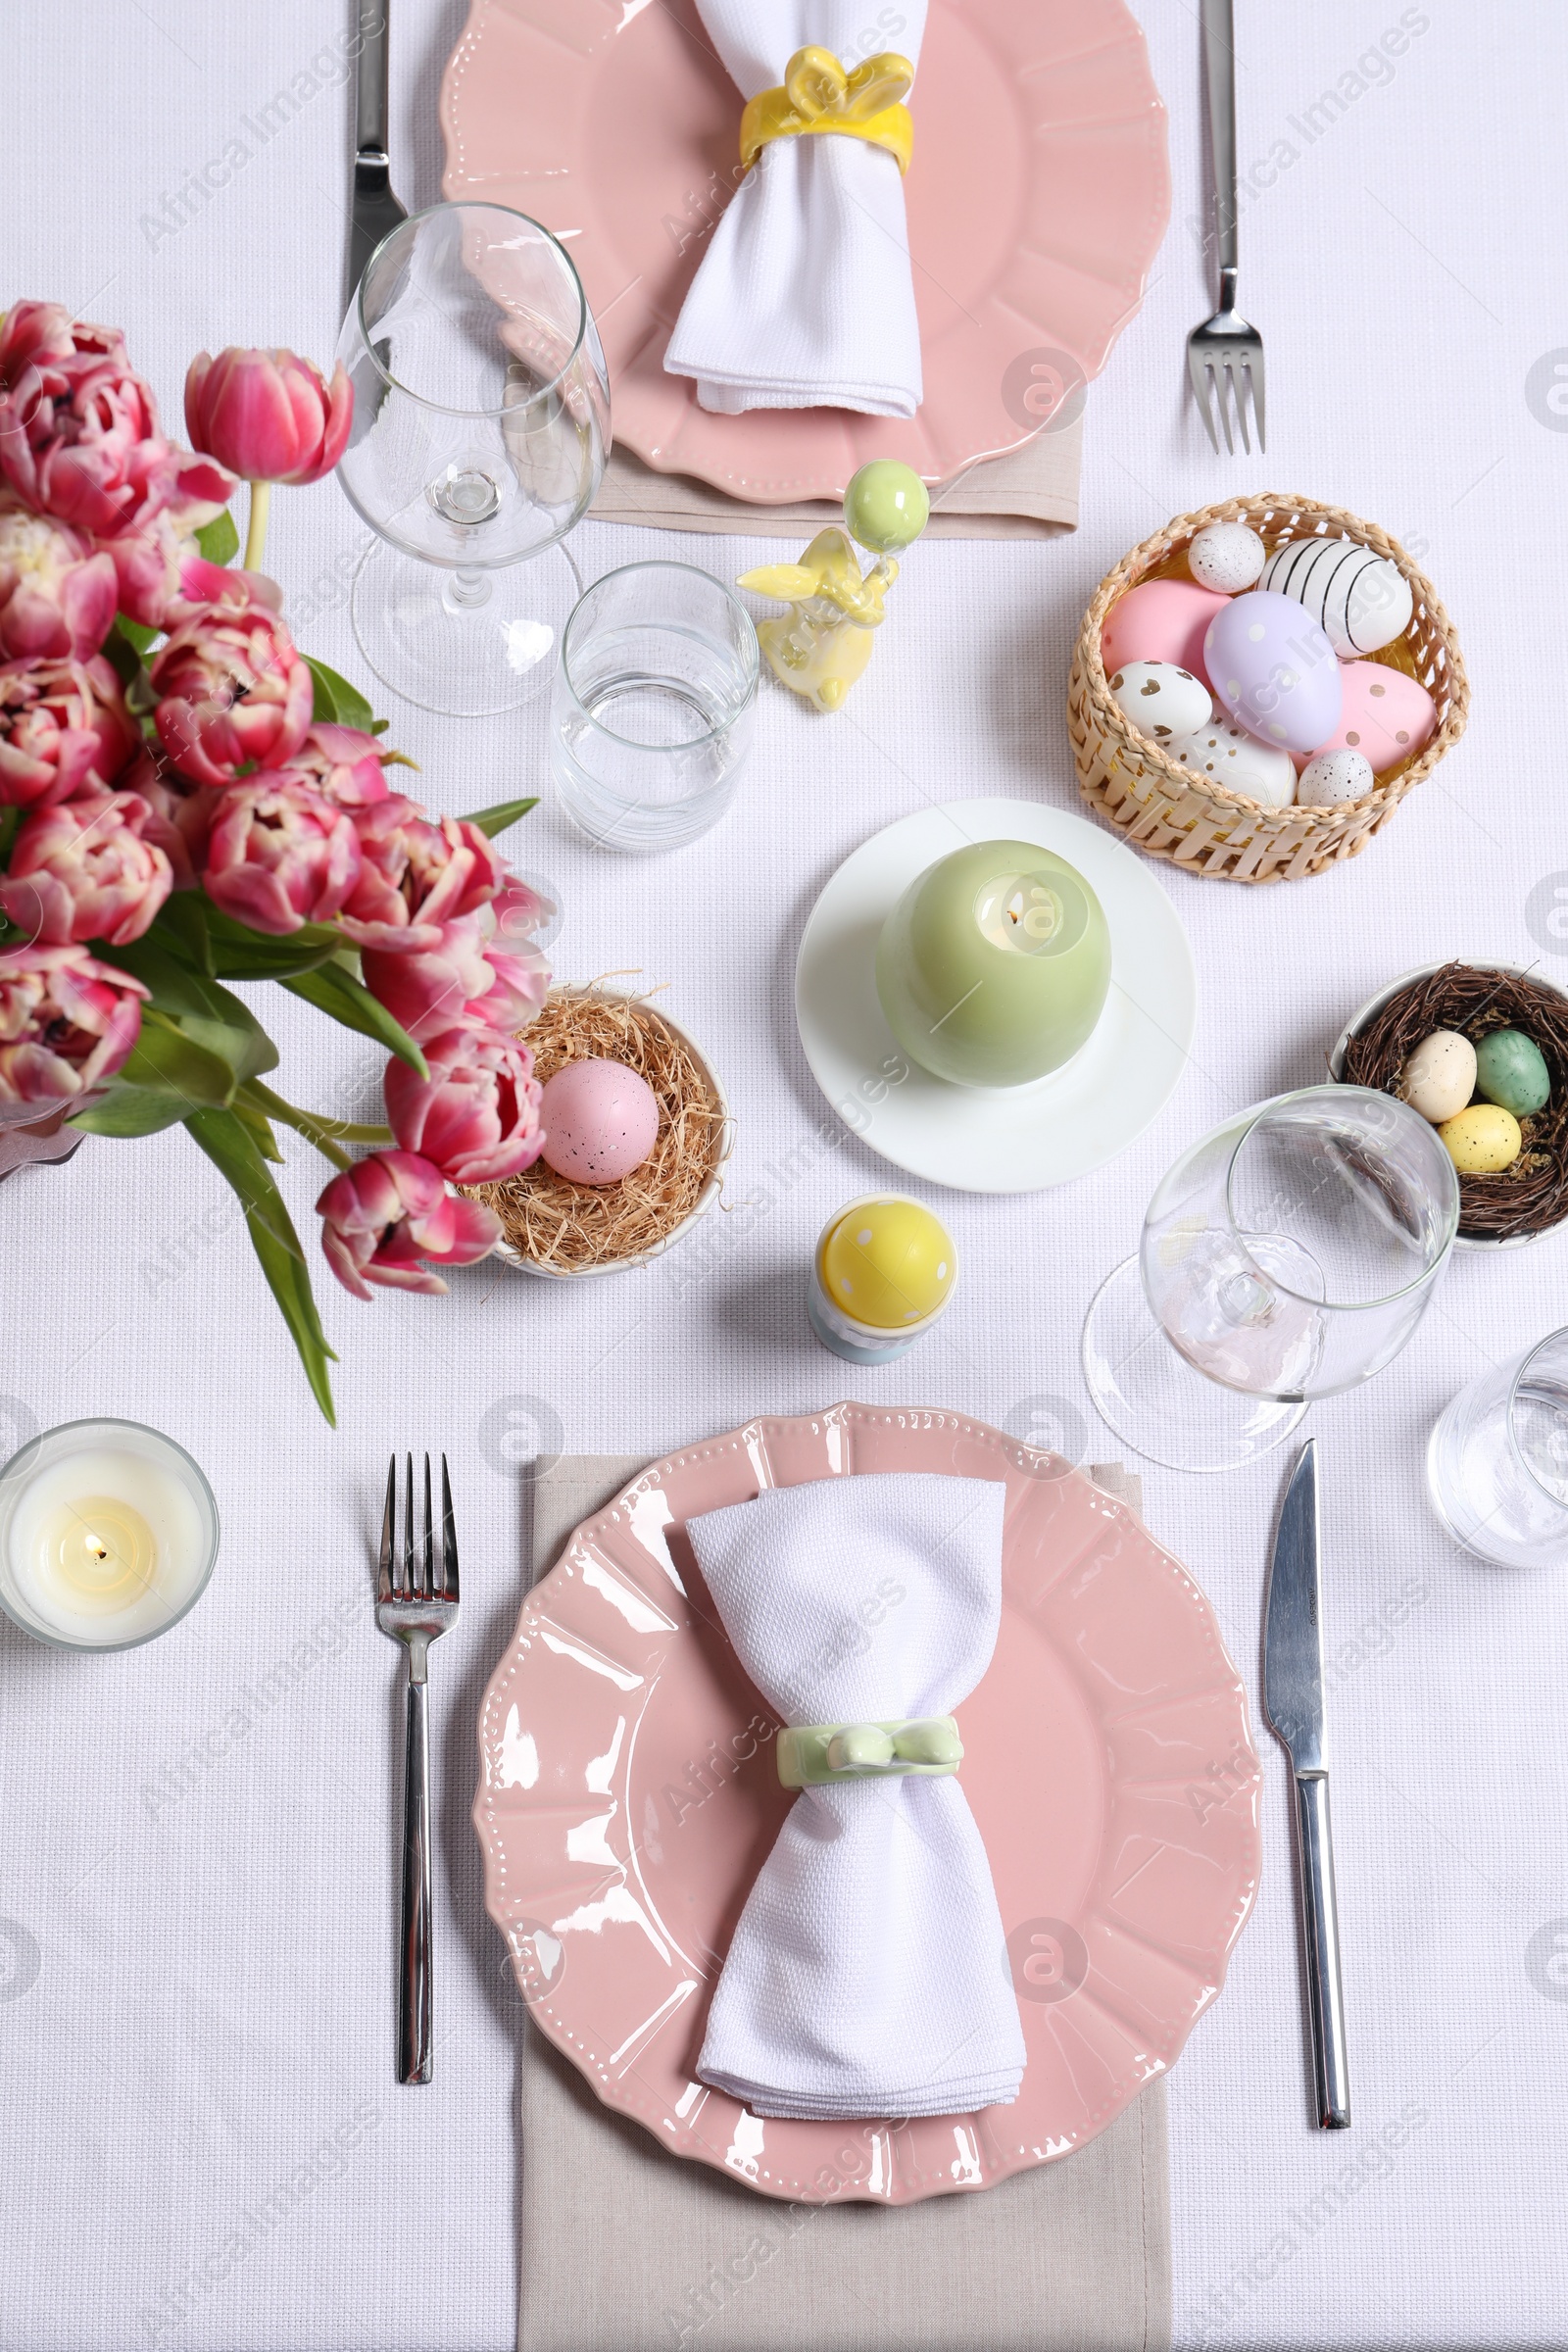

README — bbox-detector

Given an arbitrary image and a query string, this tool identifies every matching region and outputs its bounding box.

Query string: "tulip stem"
[244,480,272,573]
[242,1080,392,1170]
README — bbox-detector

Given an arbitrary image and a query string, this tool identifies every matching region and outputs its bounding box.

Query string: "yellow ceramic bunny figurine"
[737,461,930,712]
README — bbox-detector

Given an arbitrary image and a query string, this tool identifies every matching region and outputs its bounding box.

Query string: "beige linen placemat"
[589,414,1082,540]
[515,1452,1170,2352]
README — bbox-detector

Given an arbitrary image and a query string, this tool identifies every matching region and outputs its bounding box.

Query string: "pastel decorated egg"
[820,1196,956,1329]
[1204,591,1343,755]
[1188,520,1266,594]
[539,1057,660,1185]
[1298,748,1376,807]
[1439,1102,1522,1175]
[1165,717,1298,808]
[1101,579,1229,683]
[1308,662,1437,773]
[1398,1031,1477,1125]
[1261,537,1414,658]
[1474,1029,1550,1119]
[1105,660,1212,743]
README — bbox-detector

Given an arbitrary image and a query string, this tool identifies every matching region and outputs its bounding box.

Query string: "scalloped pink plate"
[473,1405,1261,2204]
[440,0,1169,502]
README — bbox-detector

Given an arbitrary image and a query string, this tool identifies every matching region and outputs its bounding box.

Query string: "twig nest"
[1340,962,1568,1242]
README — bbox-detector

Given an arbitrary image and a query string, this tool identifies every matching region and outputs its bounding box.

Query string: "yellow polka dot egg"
[819,1197,956,1331]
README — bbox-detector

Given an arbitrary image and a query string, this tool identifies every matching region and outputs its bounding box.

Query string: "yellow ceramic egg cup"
[808,1193,956,1364]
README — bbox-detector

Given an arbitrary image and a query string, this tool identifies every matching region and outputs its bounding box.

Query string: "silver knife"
[348,3,408,315]
[1262,1438,1350,2129]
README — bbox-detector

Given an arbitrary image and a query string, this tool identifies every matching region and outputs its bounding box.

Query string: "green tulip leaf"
[196,510,240,566]
[68,1085,190,1138]
[120,1010,236,1107]
[195,900,344,981]
[305,658,376,733]
[101,616,157,692]
[281,962,427,1078]
[184,1104,338,1425]
[150,894,215,976]
[458,797,540,839]
[97,939,280,1083]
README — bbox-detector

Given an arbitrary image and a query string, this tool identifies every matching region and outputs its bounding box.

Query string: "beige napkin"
[516,1452,1170,2352]
[589,415,1082,540]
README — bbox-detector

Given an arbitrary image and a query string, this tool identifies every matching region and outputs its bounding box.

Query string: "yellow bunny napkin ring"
[739,46,915,176]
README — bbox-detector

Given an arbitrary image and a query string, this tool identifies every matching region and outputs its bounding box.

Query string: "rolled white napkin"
[662,0,928,417]
[685,1472,1026,2120]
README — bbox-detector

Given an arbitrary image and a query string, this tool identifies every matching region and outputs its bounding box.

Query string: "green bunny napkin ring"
[777,1715,963,1789]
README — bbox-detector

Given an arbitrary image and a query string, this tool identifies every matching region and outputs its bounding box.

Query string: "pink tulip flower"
[0,655,135,808]
[0,302,233,546]
[316,1149,500,1299]
[150,572,313,787]
[0,791,173,948]
[383,1022,545,1185]
[185,348,353,486]
[360,913,505,1044]
[0,496,118,662]
[273,721,395,811]
[338,800,503,944]
[117,747,205,891]
[0,939,148,1102]
[200,773,361,935]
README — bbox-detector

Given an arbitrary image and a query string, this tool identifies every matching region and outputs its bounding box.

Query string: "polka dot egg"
[538,1058,660,1185]
[819,1197,956,1330]
[1164,717,1298,808]
[1298,748,1375,807]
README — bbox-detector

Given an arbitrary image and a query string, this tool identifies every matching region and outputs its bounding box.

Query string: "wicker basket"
[1067,495,1469,884]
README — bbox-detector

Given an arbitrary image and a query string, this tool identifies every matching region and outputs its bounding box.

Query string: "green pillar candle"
[875,839,1112,1088]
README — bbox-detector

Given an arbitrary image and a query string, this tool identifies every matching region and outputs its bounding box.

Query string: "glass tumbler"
[1428,1330,1568,1567]
[1084,1084,1460,1472]
[335,202,610,717]
[551,563,760,853]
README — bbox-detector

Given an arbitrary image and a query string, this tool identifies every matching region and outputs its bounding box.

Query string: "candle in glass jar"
[0,1421,219,1650]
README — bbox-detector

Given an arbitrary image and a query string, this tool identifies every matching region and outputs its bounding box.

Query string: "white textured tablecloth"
[4,6,1568,2349]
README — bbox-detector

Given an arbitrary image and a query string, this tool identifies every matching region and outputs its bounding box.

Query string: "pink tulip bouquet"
[0,303,553,1420]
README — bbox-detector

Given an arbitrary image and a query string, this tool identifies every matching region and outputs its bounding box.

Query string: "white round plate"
[794,798,1197,1194]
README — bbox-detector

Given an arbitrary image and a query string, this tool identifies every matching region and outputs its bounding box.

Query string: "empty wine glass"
[1428,1329,1568,1567]
[335,202,610,717]
[1084,1085,1460,1472]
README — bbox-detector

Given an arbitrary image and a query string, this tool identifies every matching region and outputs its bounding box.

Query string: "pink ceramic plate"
[474,1405,1261,2204]
[440,0,1169,501]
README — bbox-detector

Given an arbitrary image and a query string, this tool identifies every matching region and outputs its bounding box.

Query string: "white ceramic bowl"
[1329,959,1568,1251]
[488,992,732,1280]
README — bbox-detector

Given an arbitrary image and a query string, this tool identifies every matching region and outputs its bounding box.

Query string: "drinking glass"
[552,563,760,853]
[1084,1085,1460,1472]
[1428,1330,1568,1567]
[335,202,610,717]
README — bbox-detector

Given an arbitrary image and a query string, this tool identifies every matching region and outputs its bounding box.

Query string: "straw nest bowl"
[1068,494,1468,883]
[462,985,731,1278]
[1330,961,1568,1250]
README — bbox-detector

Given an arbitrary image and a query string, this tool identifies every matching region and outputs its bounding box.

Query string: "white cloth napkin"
[662,0,928,416]
[685,1472,1026,2120]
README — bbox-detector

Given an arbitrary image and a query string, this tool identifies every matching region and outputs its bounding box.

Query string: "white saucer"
[794,798,1197,1194]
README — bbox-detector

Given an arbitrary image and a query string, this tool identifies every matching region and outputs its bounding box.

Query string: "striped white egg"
[1261,538,1414,658]
[1165,718,1298,808]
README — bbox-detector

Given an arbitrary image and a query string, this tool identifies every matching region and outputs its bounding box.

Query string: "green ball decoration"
[844,460,930,554]
[1474,1028,1551,1119]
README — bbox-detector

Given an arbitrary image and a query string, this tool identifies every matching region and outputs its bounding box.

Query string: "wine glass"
[1083,1085,1460,1473]
[335,202,610,718]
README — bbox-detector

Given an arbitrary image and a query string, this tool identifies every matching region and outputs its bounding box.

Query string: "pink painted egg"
[539,1058,660,1185]
[1301,661,1438,776]
[1203,591,1343,755]
[1101,580,1229,685]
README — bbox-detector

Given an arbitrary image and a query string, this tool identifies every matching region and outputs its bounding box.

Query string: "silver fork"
[1186,0,1266,454]
[376,1453,458,2085]
[348,3,408,315]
